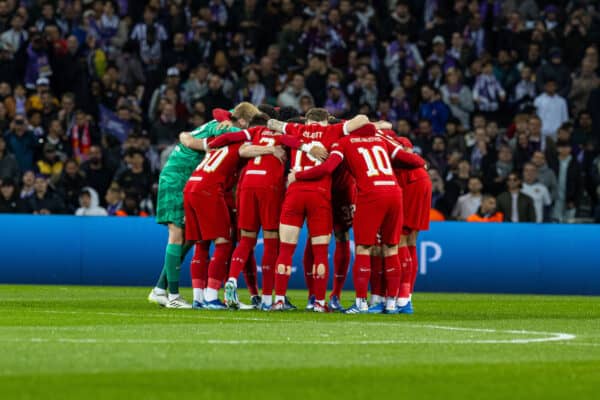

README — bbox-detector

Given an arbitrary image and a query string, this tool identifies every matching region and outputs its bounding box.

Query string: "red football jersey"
[239,127,286,190]
[184,142,244,193]
[331,135,402,194]
[283,122,347,194]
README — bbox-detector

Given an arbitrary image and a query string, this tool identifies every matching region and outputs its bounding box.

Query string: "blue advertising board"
[0,215,599,295]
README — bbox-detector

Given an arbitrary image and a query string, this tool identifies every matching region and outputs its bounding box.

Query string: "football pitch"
[0,285,599,399]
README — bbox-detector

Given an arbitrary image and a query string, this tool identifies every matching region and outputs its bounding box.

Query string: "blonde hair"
[231,102,260,122]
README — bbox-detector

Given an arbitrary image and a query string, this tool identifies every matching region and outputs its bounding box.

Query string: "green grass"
[0,285,599,400]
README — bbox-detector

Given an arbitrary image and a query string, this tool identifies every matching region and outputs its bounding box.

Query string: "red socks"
[408,245,418,293]
[274,242,296,296]
[191,241,210,289]
[331,240,350,298]
[261,237,279,296]
[228,236,256,281]
[303,242,314,297]
[311,244,329,302]
[398,246,412,298]
[243,252,259,296]
[369,253,384,297]
[384,254,401,298]
[353,253,371,299]
[207,242,232,290]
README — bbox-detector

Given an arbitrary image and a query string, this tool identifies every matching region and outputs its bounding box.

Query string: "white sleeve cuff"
[343,121,350,136]
[331,150,344,159]
[391,146,401,160]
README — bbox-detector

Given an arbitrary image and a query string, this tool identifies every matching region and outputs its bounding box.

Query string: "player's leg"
[368,243,385,311]
[310,234,331,312]
[204,237,232,309]
[397,233,413,309]
[303,238,315,309]
[224,230,257,308]
[379,191,405,314]
[329,230,351,311]
[243,252,259,299]
[191,240,210,308]
[345,195,382,314]
[346,244,372,314]
[408,230,420,294]
[272,194,303,311]
[260,229,279,309]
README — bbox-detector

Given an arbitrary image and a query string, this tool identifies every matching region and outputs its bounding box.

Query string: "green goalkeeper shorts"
[155,167,191,228]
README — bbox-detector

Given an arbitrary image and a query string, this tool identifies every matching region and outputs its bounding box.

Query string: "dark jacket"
[552,157,584,206]
[28,190,66,214]
[0,194,30,213]
[496,191,537,223]
[0,152,20,181]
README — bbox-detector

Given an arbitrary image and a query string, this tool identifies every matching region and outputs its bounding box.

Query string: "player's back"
[184,142,244,193]
[285,122,345,194]
[240,127,285,191]
[333,135,400,195]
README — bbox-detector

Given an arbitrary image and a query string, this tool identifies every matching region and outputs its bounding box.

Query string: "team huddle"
[147,102,432,314]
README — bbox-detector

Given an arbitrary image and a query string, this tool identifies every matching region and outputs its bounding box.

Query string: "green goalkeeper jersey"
[163,119,241,175]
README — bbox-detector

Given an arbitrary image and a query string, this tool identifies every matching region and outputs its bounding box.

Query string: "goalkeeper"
[147,102,260,308]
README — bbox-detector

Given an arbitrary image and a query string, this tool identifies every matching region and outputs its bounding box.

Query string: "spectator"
[36,143,63,184]
[428,36,457,73]
[552,140,583,222]
[81,145,113,203]
[419,85,449,135]
[104,184,123,216]
[0,135,19,182]
[56,159,86,213]
[510,65,536,112]
[473,61,505,120]
[4,114,36,172]
[466,194,503,222]
[114,148,153,201]
[483,144,514,196]
[521,162,552,223]
[115,191,149,217]
[569,57,599,116]
[20,170,35,199]
[452,176,483,221]
[534,79,569,140]
[0,177,29,213]
[278,73,313,112]
[0,14,27,55]
[531,150,558,201]
[28,174,66,215]
[496,172,536,223]
[199,74,233,117]
[536,48,571,98]
[528,115,558,170]
[237,67,266,106]
[425,137,448,175]
[324,83,350,118]
[573,111,595,147]
[440,68,473,130]
[68,111,97,163]
[75,188,108,216]
[150,101,186,151]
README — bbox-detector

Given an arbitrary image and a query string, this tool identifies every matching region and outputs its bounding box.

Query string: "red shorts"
[402,177,432,232]
[332,183,356,233]
[184,190,231,241]
[237,187,283,232]
[353,188,403,246]
[280,189,332,237]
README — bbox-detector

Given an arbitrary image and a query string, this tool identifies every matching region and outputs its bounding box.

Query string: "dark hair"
[258,104,279,119]
[278,106,300,122]
[249,113,270,127]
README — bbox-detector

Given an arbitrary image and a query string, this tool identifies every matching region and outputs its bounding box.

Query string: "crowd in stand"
[0,0,598,222]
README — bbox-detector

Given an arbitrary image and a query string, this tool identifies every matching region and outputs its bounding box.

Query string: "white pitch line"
[0,309,577,345]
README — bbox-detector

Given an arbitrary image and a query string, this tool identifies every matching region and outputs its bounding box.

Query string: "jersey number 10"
[357,146,393,177]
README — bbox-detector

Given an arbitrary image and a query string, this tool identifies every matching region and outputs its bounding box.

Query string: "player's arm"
[239,143,286,163]
[289,151,343,184]
[390,145,426,168]
[277,135,329,162]
[208,130,253,148]
[373,120,393,130]
[179,131,209,151]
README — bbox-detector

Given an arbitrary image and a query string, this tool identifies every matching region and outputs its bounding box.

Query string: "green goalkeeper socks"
[156,267,168,290]
[164,244,183,294]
